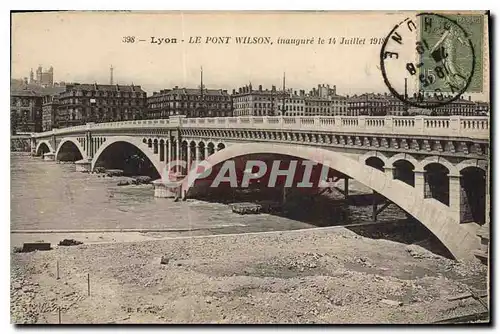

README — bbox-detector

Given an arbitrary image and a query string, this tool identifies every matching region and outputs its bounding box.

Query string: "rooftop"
[11,82,66,97]
[65,83,145,93]
[151,87,230,96]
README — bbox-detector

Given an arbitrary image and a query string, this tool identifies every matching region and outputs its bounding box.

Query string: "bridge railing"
[180,115,488,139]
[32,115,488,139]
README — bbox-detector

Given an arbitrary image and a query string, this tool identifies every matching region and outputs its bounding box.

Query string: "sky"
[11,11,489,101]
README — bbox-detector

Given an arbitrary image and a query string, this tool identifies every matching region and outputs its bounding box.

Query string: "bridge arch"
[387,153,419,169]
[360,151,388,165]
[455,159,487,225]
[456,159,487,173]
[419,156,458,176]
[91,136,164,177]
[55,138,87,161]
[181,143,479,260]
[35,140,54,156]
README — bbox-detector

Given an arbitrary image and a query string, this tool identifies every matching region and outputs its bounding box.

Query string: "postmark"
[380,13,476,109]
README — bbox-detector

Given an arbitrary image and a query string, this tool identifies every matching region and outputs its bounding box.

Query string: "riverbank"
[11,226,488,324]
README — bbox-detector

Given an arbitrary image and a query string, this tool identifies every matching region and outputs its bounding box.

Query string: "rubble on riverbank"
[10,227,488,324]
[117,176,153,186]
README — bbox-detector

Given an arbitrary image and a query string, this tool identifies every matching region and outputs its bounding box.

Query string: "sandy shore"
[10,226,488,324]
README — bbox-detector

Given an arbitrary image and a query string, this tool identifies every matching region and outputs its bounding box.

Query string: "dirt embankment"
[11,227,488,324]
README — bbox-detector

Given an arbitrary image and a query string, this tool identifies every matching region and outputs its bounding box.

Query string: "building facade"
[348,92,484,117]
[147,87,232,119]
[408,95,479,116]
[10,90,43,134]
[302,85,347,116]
[475,101,489,116]
[232,84,282,116]
[56,83,147,128]
[233,84,347,117]
[279,90,306,116]
[42,95,60,131]
[347,93,397,116]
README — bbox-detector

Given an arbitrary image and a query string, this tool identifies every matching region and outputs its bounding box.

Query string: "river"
[11,153,412,238]
[11,153,321,232]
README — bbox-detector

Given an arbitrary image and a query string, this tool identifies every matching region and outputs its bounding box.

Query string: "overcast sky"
[11,11,488,101]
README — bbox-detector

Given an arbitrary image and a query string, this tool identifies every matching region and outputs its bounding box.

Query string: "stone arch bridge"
[30,115,489,260]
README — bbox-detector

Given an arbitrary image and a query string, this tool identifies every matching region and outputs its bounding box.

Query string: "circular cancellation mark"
[380,12,476,109]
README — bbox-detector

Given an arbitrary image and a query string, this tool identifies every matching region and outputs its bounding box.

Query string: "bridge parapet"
[31,115,489,140]
[183,116,488,139]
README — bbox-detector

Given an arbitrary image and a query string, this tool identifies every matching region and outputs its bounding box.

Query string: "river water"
[11,153,319,232]
[11,153,411,237]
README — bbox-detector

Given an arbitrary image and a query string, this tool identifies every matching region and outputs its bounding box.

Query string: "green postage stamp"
[419,13,484,93]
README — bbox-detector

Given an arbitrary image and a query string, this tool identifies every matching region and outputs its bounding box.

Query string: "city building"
[302,84,347,116]
[385,95,407,116]
[347,93,396,116]
[347,92,484,117]
[233,83,347,117]
[41,94,60,131]
[10,89,43,133]
[147,86,232,119]
[279,90,306,116]
[11,84,66,133]
[56,83,147,128]
[232,84,282,116]
[408,94,478,116]
[475,101,489,116]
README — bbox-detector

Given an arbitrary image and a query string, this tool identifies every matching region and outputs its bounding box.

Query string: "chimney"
[110,65,114,85]
[333,85,336,95]
[259,85,262,91]
[232,89,236,94]
[239,87,242,93]
[468,96,471,101]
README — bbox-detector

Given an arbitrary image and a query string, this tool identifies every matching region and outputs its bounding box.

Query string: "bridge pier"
[30,138,36,156]
[187,144,192,173]
[448,174,462,224]
[166,140,172,163]
[176,141,181,173]
[75,159,92,172]
[474,223,490,263]
[474,164,490,263]
[414,169,425,198]
[384,166,394,178]
[195,144,201,164]
[43,152,55,161]
[152,179,181,198]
